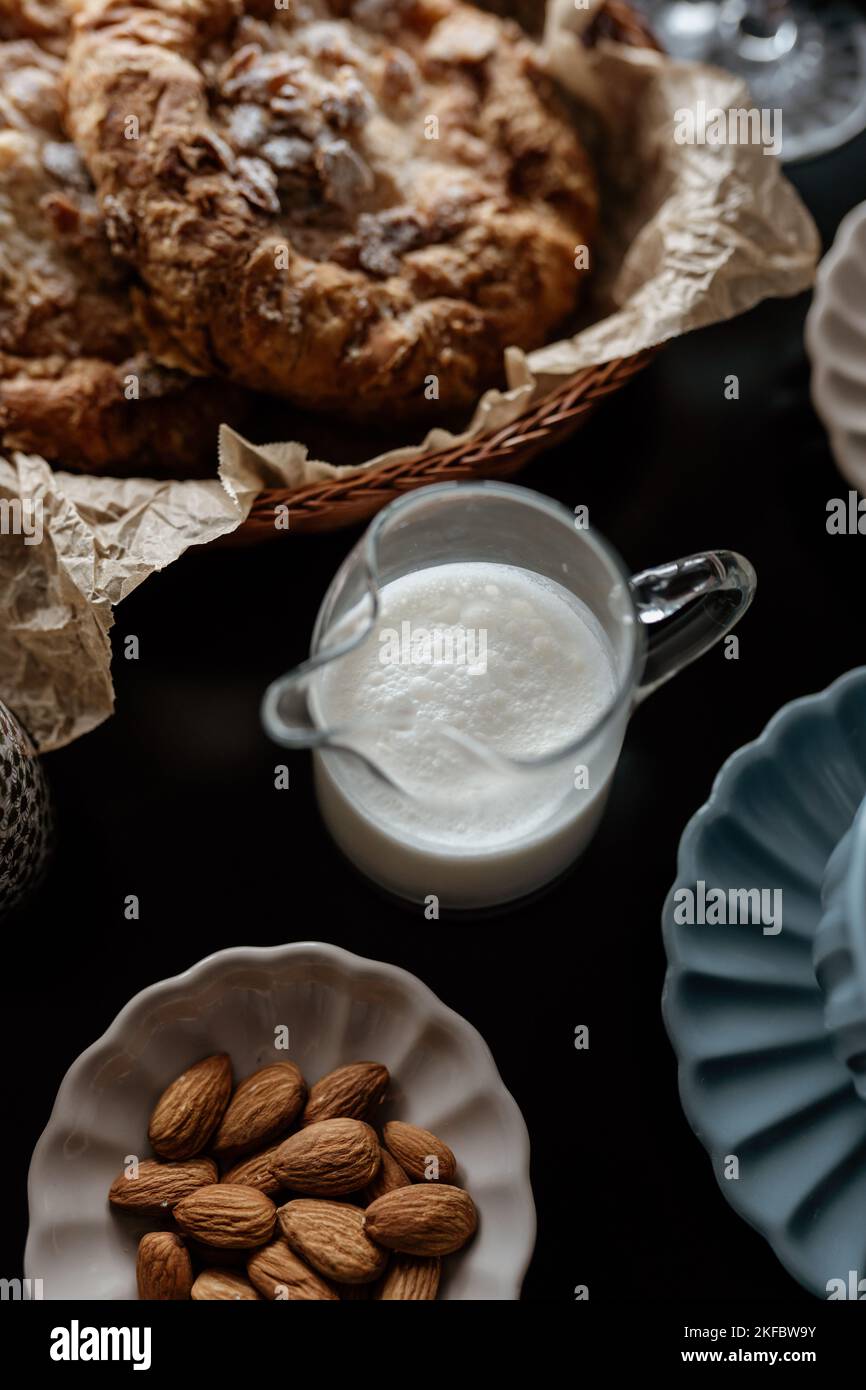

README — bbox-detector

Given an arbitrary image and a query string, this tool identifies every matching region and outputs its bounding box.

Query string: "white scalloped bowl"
[25,942,535,1300]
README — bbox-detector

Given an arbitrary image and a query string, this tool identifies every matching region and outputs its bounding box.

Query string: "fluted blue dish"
[815,798,866,1104]
[663,668,866,1299]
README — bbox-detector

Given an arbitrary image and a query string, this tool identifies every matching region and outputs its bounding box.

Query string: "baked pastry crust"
[66,0,596,417]
[0,25,247,474]
[0,0,70,54]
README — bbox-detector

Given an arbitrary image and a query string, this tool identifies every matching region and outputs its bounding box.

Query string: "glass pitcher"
[262,482,756,909]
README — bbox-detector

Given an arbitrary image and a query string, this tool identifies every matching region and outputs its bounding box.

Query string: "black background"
[4,127,866,1310]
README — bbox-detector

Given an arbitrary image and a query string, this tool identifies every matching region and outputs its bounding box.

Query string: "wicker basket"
[239,0,660,539]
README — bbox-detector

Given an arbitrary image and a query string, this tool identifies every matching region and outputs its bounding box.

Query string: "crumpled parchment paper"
[0,452,263,748]
[0,0,820,750]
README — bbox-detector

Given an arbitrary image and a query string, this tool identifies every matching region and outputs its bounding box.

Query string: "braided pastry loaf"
[66,0,596,419]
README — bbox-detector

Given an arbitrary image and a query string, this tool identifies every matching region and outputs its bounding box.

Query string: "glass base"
[643,0,866,161]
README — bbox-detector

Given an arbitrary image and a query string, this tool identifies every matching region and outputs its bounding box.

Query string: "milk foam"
[314,562,617,850]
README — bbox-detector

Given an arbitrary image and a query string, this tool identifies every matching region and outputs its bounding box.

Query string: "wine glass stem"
[721,0,799,61]
[743,1,783,36]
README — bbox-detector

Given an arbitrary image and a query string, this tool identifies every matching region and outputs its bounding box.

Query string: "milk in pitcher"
[311,560,620,907]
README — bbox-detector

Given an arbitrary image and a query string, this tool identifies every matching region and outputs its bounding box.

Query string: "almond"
[246,1238,338,1301]
[383,1121,456,1183]
[136,1232,193,1300]
[270,1118,380,1196]
[148,1054,233,1160]
[108,1157,217,1213]
[359,1147,411,1206]
[279,1199,388,1285]
[364,1185,477,1256]
[174,1183,276,1248]
[191,1269,262,1301]
[212,1062,306,1158]
[221,1141,284,1196]
[301,1062,389,1126]
[376,1253,441,1301]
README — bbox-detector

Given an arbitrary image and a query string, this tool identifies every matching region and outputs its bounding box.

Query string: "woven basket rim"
[247,348,659,519]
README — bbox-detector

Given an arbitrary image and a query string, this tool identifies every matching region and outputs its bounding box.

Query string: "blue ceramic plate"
[663,668,866,1299]
[815,798,866,1104]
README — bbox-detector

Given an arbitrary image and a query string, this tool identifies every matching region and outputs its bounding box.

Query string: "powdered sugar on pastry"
[66,0,597,417]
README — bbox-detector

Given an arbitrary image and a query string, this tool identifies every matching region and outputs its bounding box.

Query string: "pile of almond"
[109,1055,477,1301]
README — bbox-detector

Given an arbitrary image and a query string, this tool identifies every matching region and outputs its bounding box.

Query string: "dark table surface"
[5,125,866,1306]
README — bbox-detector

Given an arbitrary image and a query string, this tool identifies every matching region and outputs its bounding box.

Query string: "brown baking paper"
[0,0,820,750]
[0,452,262,749]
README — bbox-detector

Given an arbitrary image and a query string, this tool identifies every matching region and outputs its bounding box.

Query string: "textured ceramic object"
[26,942,535,1300]
[815,797,866,1102]
[0,699,51,917]
[663,668,866,1298]
[806,201,866,494]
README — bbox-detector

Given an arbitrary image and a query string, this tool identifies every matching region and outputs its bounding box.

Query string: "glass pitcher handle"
[629,551,757,701]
